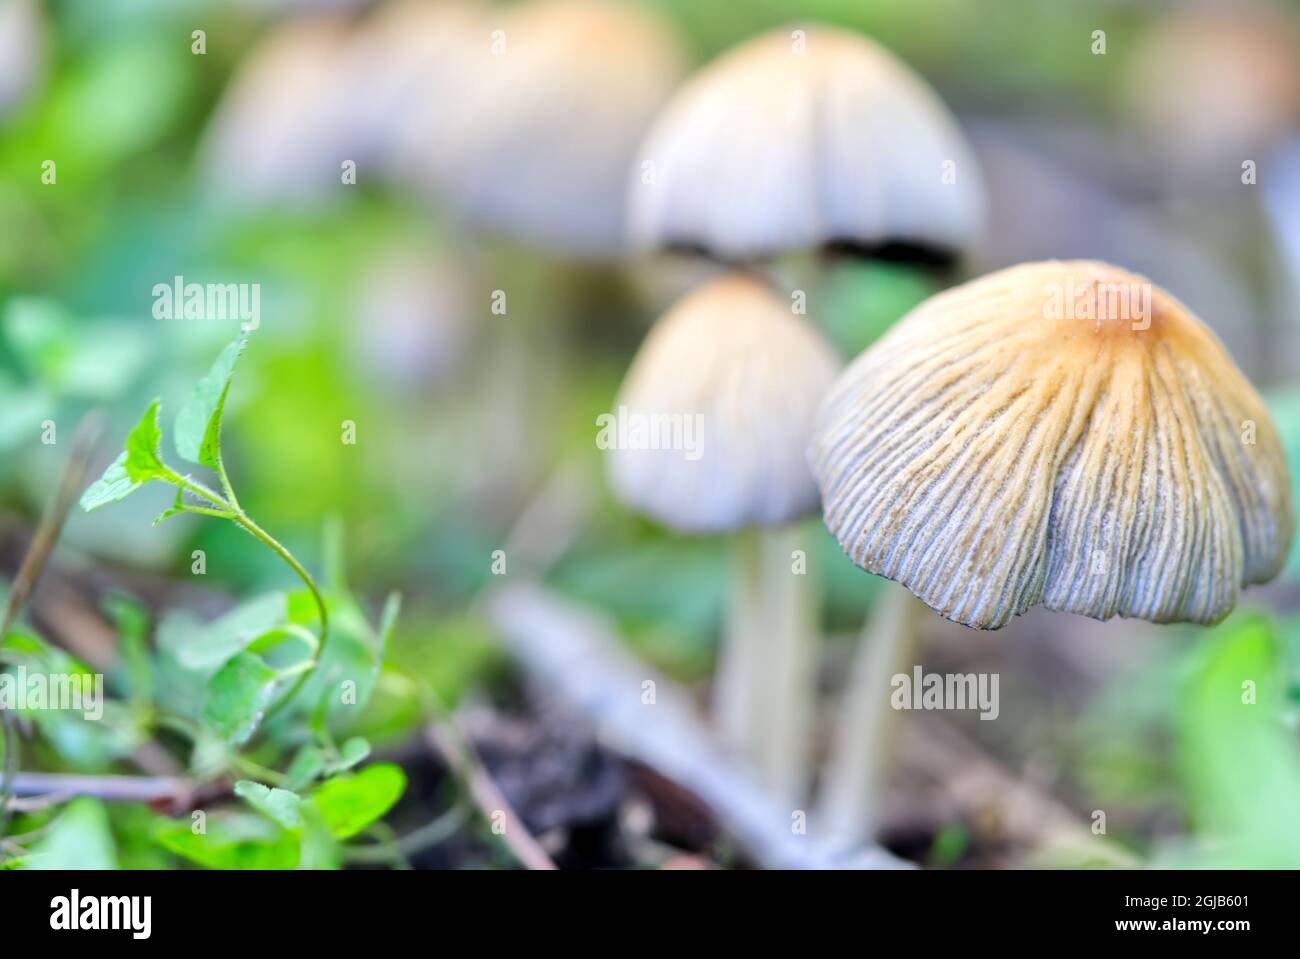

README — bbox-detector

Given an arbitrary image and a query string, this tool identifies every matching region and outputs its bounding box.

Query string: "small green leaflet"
[234,781,305,831]
[203,652,279,746]
[309,763,406,839]
[175,334,246,471]
[124,398,170,482]
[79,452,141,511]
[80,399,175,512]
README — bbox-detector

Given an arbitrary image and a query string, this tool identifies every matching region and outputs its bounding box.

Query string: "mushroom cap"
[404,0,687,258]
[629,24,983,261]
[0,0,43,120]
[608,273,841,533]
[199,16,354,208]
[338,0,485,175]
[1126,7,1300,182]
[811,260,1294,629]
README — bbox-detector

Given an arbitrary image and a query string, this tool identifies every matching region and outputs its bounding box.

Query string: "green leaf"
[234,781,305,831]
[175,335,246,471]
[309,763,406,839]
[20,798,118,870]
[156,814,299,870]
[203,651,279,746]
[79,451,143,512]
[1177,614,1300,866]
[324,737,371,775]
[178,592,289,673]
[285,745,328,791]
[124,398,173,483]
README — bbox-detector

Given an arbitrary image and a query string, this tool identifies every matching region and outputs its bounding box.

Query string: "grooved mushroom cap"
[608,273,841,533]
[630,25,983,260]
[811,260,1295,629]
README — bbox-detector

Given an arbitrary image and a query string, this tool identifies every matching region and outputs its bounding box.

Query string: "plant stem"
[715,528,764,769]
[816,583,925,847]
[171,472,330,716]
[755,524,817,806]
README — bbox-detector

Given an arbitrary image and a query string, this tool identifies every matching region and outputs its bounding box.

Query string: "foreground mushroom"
[607,273,840,799]
[813,259,1293,629]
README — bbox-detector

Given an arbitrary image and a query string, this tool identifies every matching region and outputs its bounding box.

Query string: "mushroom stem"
[816,583,925,846]
[716,527,765,768]
[754,524,817,805]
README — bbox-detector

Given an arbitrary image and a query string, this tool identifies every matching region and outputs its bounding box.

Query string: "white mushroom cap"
[400,0,687,258]
[0,0,43,120]
[812,261,1294,629]
[608,272,841,533]
[338,0,485,176]
[198,16,354,208]
[630,25,983,261]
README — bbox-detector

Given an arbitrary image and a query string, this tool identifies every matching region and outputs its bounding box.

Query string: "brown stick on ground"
[423,719,557,871]
[898,715,1139,867]
[487,581,910,870]
[1,412,105,836]
[6,771,198,807]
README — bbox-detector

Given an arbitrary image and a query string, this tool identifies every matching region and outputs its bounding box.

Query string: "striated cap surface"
[812,260,1294,628]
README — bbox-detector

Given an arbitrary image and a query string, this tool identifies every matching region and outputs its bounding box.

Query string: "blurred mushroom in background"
[630,24,984,262]
[0,0,44,121]
[349,245,474,392]
[620,21,987,825]
[395,0,688,259]
[336,0,485,179]
[1125,3,1300,193]
[1123,4,1300,380]
[198,14,355,210]
[607,272,840,802]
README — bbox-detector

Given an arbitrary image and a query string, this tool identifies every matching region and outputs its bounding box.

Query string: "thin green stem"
[231,513,329,641]
[228,511,329,721]
[214,456,241,513]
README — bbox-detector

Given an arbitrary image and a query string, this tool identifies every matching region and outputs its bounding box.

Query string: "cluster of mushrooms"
[604,22,1295,844]
[203,2,1296,844]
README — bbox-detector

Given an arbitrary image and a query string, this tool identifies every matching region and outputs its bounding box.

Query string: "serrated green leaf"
[309,763,406,839]
[80,451,143,511]
[203,651,279,746]
[234,780,305,830]
[124,398,172,483]
[175,335,246,471]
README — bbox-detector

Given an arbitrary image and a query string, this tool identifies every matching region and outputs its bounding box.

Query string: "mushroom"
[398,0,687,258]
[0,0,43,121]
[606,272,841,800]
[810,260,1294,840]
[629,24,983,262]
[336,0,485,178]
[198,15,355,209]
